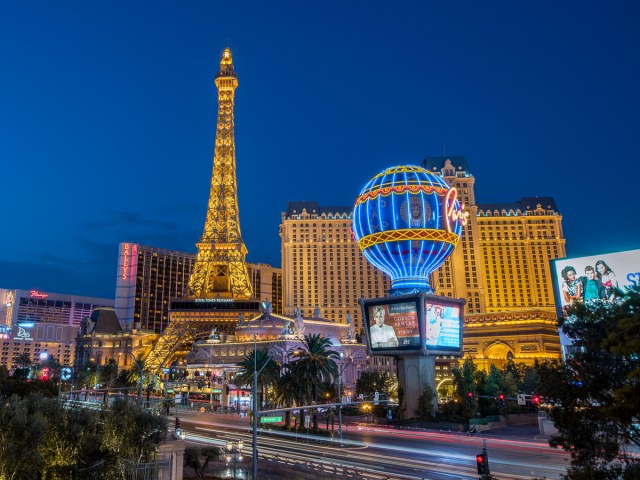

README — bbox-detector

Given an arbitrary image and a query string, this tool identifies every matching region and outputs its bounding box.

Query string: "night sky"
[1,1,639,299]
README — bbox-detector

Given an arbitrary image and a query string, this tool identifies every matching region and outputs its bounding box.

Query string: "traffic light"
[532,394,540,405]
[498,393,505,407]
[467,392,474,404]
[476,452,491,476]
[476,453,487,474]
[175,417,180,429]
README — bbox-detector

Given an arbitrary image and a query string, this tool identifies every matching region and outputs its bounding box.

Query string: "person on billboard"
[581,265,605,302]
[595,260,620,302]
[370,306,398,348]
[425,304,444,346]
[560,266,582,304]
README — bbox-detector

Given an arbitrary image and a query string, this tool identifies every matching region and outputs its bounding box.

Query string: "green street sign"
[260,416,282,424]
[211,388,221,393]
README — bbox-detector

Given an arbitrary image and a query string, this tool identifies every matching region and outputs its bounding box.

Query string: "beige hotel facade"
[280,156,564,377]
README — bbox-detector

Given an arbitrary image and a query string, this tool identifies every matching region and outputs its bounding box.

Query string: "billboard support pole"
[396,355,437,418]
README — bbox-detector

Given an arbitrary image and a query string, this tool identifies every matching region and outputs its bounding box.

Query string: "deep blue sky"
[1,1,639,299]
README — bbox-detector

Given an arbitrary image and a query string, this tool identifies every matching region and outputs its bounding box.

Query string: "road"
[175,409,569,479]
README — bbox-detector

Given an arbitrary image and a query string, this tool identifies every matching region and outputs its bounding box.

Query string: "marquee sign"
[13,321,34,341]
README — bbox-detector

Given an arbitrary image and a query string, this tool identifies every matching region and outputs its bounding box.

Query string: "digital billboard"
[366,300,420,352]
[551,248,640,317]
[424,300,461,351]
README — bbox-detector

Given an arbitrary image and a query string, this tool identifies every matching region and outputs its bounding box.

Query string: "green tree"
[100,397,167,464]
[355,371,393,398]
[184,445,221,480]
[273,371,300,428]
[0,394,47,479]
[291,334,339,432]
[451,356,479,419]
[538,288,640,478]
[234,349,280,409]
[98,359,119,388]
[15,352,32,370]
[415,385,436,419]
[38,399,102,479]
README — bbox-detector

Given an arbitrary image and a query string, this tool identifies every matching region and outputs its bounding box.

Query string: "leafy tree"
[98,359,119,388]
[0,394,47,479]
[100,397,167,464]
[184,445,221,480]
[355,371,393,398]
[38,399,102,479]
[537,288,640,478]
[451,356,479,419]
[416,385,436,419]
[15,352,32,370]
[291,334,339,431]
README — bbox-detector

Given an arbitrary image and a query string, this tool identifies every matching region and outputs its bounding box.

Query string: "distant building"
[1,322,78,370]
[115,242,282,332]
[0,288,113,369]
[181,306,366,409]
[280,202,391,331]
[75,307,159,370]
[422,156,565,313]
[0,288,113,328]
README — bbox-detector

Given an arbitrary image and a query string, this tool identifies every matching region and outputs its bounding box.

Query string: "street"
[176,409,569,479]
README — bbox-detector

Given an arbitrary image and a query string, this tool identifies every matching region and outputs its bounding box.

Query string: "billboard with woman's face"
[425,300,461,350]
[365,300,420,352]
[551,249,640,317]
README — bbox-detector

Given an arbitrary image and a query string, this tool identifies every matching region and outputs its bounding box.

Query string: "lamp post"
[337,351,362,447]
[252,335,272,480]
[120,352,143,409]
[225,440,243,479]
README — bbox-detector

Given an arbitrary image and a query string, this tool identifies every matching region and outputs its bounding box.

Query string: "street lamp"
[252,335,272,480]
[120,352,144,409]
[225,440,243,479]
[336,351,364,447]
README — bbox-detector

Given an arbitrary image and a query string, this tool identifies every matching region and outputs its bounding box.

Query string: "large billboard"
[551,249,640,317]
[361,293,465,356]
[425,300,461,351]
[365,298,421,352]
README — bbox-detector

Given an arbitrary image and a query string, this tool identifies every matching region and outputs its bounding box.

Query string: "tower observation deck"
[145,48,260,374]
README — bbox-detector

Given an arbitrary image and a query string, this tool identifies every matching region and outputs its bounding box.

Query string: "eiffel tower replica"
[145,47,261,374]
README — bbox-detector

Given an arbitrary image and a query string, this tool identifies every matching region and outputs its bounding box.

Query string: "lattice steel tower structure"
[145,47,260,374]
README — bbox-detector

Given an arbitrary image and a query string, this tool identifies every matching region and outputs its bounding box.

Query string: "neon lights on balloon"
[353,165,466,294]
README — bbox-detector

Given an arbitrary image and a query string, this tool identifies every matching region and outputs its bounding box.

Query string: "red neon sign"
[121,243,138,282]
[30,290,48,299]
[122,243,130,280]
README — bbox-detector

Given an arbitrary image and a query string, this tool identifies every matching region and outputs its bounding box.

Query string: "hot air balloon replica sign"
[355,165,468,417]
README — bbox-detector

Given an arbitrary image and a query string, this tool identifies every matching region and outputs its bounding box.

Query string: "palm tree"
[15,352,32,370]
[291,334,340,432]
[234,349,280,410]
[273,370,310,428]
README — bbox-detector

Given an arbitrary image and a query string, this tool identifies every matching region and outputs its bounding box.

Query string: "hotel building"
[280,202,391,330]
[281,157,565,379]
[0,288,113,369]
[115,242,282,333]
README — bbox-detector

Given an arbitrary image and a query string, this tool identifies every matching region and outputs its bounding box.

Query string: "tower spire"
[186,47,253,299]
[143,47,260,375]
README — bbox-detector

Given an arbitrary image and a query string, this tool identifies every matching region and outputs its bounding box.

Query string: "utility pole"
[252,335,272,480]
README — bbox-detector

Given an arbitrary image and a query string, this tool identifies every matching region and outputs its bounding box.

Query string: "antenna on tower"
[226,36,230,48]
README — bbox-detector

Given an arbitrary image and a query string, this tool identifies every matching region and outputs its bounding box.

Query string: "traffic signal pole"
[475,440,491,478]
